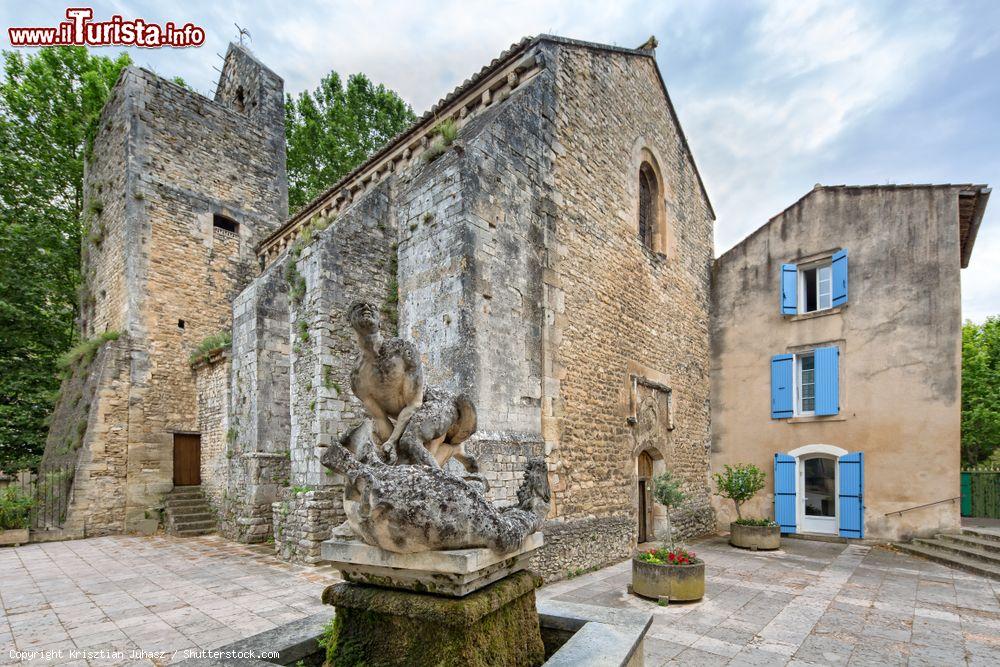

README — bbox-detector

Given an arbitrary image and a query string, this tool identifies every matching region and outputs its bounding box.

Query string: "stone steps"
[164,486,215,537]
[895,528,1000,580]
[937,532,1000,555]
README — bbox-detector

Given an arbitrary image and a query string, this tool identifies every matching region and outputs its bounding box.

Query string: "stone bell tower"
[48,43,287,535]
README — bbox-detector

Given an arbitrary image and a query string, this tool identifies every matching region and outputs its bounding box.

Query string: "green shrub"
[0,486,33,530]
[189,331,232,364]
[733,518,778,527]
[713,463,766,521]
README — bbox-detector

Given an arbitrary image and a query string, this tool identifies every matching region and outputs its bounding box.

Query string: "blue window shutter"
[771,354,794,418]
[781,264,797,315]
[774,454,796,534]
[832,249,848,307]
[814,346,839,416]
[839,452,864,538]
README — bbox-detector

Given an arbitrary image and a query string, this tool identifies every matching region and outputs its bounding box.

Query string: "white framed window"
[795,352,815,416]
[798,260,832,313]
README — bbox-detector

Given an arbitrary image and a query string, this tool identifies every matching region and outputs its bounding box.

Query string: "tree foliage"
[0,46,130,473]
[713,463,766,520]
[962,317,1000,467]
[651,470,686,548]
[285,71,415,213]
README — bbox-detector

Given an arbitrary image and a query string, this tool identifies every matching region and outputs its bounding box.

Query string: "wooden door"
[638,451,655,543]
[173,433,201,486]
[638,480,648,543]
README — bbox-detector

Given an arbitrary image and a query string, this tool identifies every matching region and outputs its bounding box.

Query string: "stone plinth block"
[321,570,545,667]
[321,532,543,597]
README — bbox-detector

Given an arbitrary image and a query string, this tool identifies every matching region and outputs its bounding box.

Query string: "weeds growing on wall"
[57,330,121,378]
[189,331,232,364]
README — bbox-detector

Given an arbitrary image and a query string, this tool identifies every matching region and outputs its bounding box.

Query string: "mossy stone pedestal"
[322,570,545,666]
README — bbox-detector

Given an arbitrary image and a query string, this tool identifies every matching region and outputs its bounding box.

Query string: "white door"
[799,456,837,534]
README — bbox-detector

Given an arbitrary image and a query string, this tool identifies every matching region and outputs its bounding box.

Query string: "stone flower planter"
[630,556,704,603]
[0,528,29,547]
[729,522,781,551]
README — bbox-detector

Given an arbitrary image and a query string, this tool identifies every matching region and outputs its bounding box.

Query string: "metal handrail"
[884,496,960,517]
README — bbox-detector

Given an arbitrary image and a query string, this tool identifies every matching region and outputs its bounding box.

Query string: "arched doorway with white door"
[775,444,865,538]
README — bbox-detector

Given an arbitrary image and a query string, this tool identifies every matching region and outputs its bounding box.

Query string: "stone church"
[42,34,714,578]
[51,28,984,577]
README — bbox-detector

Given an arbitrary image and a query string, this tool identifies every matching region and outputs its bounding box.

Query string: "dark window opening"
[803,267,818,312]
[638,163,656,250]
[213,214,239,235]
[234,87,246,113]
[178,319,186,329]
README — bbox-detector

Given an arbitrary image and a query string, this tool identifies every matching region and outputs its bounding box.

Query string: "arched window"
[638,163,657,250]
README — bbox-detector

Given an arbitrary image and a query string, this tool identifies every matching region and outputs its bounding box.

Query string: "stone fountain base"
[319,533,546,666]
[322,570,545,666]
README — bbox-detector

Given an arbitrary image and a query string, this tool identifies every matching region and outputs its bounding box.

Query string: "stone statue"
[347,301,480,477]
[322,421,549,553]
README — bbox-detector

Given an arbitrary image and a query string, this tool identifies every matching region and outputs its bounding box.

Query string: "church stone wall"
[193,352,231,515]
[396,58,557,506]
[531,43,715,579]
[224,259,291,542]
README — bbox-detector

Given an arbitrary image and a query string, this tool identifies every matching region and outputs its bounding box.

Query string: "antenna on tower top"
[234,23,251,46]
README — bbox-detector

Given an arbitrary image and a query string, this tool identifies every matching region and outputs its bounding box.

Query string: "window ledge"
[786,415,847,424]
[785,306,844,322]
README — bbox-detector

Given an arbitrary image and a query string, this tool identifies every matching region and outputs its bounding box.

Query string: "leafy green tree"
[651,470,686,548]
[713,463,766,520]
[962,317,1000,467]
[0,46,130,472]
[285,71,415,212]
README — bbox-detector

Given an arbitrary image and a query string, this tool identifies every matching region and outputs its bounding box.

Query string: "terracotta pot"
[630,556,704,602]
[729,522,781,551]
[0,528,29,547]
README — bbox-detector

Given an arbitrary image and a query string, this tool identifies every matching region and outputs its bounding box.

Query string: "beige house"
[711,184,989,541]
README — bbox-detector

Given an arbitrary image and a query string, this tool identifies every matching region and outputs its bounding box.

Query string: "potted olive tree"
[0,486,33,547]
[630,470,704,603]
[713,463,779,550]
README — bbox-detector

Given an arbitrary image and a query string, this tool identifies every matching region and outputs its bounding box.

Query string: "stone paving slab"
[0,535,339,665]
[537,536,1000,666]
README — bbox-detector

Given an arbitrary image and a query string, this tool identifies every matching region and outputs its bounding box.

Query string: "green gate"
[961,469,1000,519]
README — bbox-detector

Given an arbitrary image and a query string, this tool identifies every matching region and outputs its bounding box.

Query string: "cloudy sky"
[4,1,998,321]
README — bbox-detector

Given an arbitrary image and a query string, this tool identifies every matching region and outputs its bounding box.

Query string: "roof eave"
[961,186,990,269]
